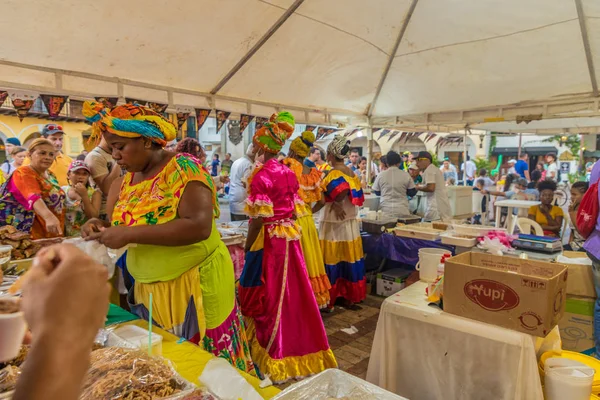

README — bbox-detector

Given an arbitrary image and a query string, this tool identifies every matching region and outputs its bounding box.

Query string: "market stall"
[366,281,560,400]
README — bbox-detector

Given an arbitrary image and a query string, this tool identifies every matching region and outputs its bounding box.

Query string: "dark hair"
[572,181,589,194]
[76,153,87,161]
[467,155,471,161]
[379,155,388,168]
[213,153,219,159]
[309,147,319,155]
[476,178,485,187]
[386,151,401,166]
[479,168,487,177]
[350,149,359,155]
[538,179,557,193]
[176,138,202,156]
[360,156,367,163]
[546,153,557,161]
[503,173,519,192]
[530,169,542,182]
[319,149,326,160]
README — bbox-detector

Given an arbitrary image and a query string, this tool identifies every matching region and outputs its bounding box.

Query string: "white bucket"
[544,357,594,400]
[416,248,451,283]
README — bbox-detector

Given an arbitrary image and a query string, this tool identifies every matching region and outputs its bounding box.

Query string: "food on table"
[0,298,20,314]
[80,347,188,400]
[0,226,17,237]
[0,346,29,369]
[0,230,56,260]
[0,365,20,394]
[181,389,219,400]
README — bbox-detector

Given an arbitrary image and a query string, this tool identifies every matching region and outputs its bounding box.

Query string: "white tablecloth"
[366,282,561,400]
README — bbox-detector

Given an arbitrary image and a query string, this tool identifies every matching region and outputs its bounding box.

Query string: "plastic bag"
[272,369,407,400]
[63,238,115,279]
[199,358,262,400]
[79,347,194,400]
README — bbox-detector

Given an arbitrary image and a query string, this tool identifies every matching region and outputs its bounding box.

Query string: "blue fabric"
[361,233,454,266]
[325,259,366,284]
[514,160,528,178]
[304,159,316,168]
[211,159,220,176]
[239,250,264,287]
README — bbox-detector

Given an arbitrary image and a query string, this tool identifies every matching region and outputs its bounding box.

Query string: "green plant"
[567,172,586,184]
[474,157,491,172]
[430,152,440,167]
[542,135,581,159]
[489,134,497,154]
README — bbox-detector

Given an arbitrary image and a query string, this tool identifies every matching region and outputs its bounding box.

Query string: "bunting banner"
[216,110,231,134]
[255,117,269,131]
[41,95,68,119]
[425,132,437,142]
[69,100,84,119]
[228,120,243,145]
[0,91,8,108]
[305,125,317,132]
[388,131,400,142]
[176,112,190,132]
[9,90,38,122]
[239,114,254,134]
[195,108,211,131]
[345,128,361,138]
[378,129,391,139]
[125,98,147,106]
[95,96,119,109]
[324,128,338,138]
[315,126,328,141]
[148,102,168,114]
[398,132,407,143]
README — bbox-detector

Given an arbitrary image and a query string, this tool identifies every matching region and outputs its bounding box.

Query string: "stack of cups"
[544,357,594,400]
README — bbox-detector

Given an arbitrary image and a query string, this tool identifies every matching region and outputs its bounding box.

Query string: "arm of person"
[406,177,417,197]
[88,181,215,248]
[95,164,121,195]
[540,216,563,233]
[524,169,530,181]
[32,199,61,235]
[244,217,263,253]
[311,197,326,214]
[417,183,435,193]
[372,174,381,196]
[482,190,507,197]
[80,189,101,219]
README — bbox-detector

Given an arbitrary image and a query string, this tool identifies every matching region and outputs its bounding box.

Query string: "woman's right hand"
[332,202,346,220]
[44,214,61,235]
[80,218,106,238]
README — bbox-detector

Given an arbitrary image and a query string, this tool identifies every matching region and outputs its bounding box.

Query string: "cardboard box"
[444,252,568,337]
[560,251,596,298]
[559,295,595,353]
[376,269,410,297]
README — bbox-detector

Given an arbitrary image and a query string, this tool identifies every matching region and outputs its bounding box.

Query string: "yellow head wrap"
[289,131,315,158]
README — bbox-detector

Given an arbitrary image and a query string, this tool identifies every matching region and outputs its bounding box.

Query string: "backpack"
[576,181,599,239]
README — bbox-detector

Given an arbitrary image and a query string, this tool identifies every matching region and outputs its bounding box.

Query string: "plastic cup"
[0,298,27,363]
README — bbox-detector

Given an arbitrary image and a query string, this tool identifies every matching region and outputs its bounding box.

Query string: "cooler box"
[376,269,411,297]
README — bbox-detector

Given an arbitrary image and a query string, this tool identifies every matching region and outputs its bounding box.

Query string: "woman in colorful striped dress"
[282,131,331,308]
[319,136,366,310]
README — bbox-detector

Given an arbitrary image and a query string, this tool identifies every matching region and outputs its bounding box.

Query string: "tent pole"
[463,130,468,186]
[517,133,522,159]
[366,121,373,189]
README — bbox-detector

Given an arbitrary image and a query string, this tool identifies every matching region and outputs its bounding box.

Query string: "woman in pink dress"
[239,112,337,383]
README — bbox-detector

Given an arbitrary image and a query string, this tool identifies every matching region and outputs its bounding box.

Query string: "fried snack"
[0,226,17,238]
[6,232,30,242]
[0,366,20,393]
[1,240,20,250]
[81,348,187,400]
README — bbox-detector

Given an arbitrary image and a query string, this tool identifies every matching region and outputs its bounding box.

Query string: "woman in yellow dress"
[81,102,256,375]
[282,131,331,308]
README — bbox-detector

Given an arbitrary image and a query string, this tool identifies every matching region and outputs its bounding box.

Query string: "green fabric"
[106,303,138,326]
[565,297,594,316]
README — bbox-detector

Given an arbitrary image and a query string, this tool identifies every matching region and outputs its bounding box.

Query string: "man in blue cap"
[23,124,72,186]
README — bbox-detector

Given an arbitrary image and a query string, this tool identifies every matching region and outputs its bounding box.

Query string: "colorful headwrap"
[252,112,295,154]
[82,101,177,147]
[327,135,350,160]
[289,131,315,158]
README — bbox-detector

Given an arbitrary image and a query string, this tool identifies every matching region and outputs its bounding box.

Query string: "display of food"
[181,389,219,400]
[80,347,191,400]
[0,298,20,314]
[0,346,29,370]
[0,365,20,394]
[0,226,44,260]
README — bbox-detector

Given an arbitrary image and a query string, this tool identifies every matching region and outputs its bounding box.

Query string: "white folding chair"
[516,217,543,236]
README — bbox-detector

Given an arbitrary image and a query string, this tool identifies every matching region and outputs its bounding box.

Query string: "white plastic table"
[494,199,541,234]
[366,282,560,400]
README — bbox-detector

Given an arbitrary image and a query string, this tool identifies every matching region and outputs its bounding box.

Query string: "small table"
[494,199,541,234]
[366,281,560,400]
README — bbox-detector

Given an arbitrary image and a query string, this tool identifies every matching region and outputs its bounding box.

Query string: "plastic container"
[107,325,163,356]
[544,357,594,400]
[440,232,478,247]
[540,351,600,393]
[437,253,451,276]
[416,248,452,283]
[0,298,27,363]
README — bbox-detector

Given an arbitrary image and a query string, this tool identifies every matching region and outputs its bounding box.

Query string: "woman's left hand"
[85,226,131,249]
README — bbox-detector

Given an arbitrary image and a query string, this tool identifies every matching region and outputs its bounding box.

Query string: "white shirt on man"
[461,160,477,180]
[372,168,415,218]
[423,164,451,221]
[546,162,558,181]
[229,155,254,215]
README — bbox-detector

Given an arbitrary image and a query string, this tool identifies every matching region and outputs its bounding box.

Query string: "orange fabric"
[282,158,323,204]
[23,152,72,187]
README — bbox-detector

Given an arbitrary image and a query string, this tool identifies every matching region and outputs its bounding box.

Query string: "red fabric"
[577,181,599,239]
[327,180,351,202]
[328,278,367,307]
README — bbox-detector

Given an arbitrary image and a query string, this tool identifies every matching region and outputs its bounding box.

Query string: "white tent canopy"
[0,0,599,126]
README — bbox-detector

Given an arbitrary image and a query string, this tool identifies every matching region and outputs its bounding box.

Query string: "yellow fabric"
[282,157,323,204]
[23,152,73,186]
[297,214,330,308]
[321,169,362,194]
[249,228,265,252]
[245,319,338,384]
[528,205,564,225]
[134,238,235,333]
[321,236,364,265]
[118,320,281,399]
[0,173,5,186]
[245,203,274,219]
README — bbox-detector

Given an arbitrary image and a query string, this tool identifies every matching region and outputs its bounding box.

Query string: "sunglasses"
[46,124,63,131]
[417,157,430,161]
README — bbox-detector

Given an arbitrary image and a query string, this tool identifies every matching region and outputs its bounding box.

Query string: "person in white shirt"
[229,144,256,221]
[416,151,451,221]
[507,159,517,175]
[461,155,477,186]
[372,151,417,218]
[545,153,559,182]
[84,137,121,220]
